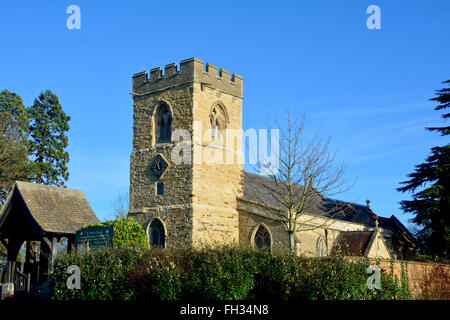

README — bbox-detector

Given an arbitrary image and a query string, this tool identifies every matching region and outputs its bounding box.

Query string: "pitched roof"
[0,181,99,235]
[330,231,374,256]
[242,172,377,226]
[378,215,417,245]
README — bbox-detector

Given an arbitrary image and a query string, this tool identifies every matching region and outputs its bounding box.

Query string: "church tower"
[129,58,244,248]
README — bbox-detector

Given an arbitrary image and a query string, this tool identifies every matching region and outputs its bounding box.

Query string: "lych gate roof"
[0,181,99,236]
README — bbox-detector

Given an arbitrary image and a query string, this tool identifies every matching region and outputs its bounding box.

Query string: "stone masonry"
[128,58,416,262]
[129,58,244,248]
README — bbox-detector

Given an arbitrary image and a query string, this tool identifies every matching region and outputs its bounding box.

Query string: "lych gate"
[0,181,99,298]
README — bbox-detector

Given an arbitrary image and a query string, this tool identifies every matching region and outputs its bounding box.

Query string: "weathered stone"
[130,58,243,248]
[129,58,415,261]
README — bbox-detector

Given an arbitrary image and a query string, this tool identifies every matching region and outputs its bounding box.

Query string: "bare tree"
[250,112,356,252]
[110,190,129,219]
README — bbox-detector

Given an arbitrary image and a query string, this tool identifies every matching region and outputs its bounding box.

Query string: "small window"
[156,181,164,196]
[317,237,327,257]
[149,219,165,248]
[209,105,226,140]
[254,225,271,250]
[155,102,172,143]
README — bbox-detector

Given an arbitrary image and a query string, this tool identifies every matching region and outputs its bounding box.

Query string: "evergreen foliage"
[0,89,71,204]
[82,217,148,250]
[0,90,32,203]
[52,245,412,301]
[397,80,450,258]
[28,90,70,186]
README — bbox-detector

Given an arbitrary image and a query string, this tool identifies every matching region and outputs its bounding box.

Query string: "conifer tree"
[397,80,450,258]
[0,90,29,137]
[0,90,31,203]
[28,90,70,186]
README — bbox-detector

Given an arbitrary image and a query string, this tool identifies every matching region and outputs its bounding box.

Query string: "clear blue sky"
[1,1,449,229]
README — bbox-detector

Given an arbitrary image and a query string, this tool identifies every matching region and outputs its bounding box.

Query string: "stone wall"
[129,207,193,249]
[130,85,194,210]
[130,61,196,248]
[238,208,289,251]
[237,199,377,256]
[130,58,244,247]
[191,80,243,245]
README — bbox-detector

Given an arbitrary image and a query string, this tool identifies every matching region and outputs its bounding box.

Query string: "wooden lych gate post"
[0,181,100,299]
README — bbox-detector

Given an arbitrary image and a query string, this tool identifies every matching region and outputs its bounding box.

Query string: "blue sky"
[0,1,449,229]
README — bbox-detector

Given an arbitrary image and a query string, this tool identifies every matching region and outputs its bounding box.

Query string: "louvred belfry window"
[155,103,172,143]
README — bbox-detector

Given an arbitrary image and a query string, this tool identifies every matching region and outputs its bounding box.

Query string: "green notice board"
[75,226,114,249]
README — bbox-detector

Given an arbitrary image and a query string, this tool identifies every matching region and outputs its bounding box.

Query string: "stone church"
[128,58,417,260]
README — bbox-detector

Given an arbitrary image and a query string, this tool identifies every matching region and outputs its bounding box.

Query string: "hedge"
[81,217,148,250]
[52,245,412,300]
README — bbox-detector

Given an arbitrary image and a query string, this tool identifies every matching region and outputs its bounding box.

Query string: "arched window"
[148,219,166,248]
[254,225,271,250]
[155,102,172,143]
[209,105,226,140]
[316,237,327,257]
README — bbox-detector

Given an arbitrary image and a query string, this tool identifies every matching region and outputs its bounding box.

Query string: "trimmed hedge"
[52,247,136,300]
[52,245,412,300]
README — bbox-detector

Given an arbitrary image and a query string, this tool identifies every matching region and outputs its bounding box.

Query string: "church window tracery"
[209,105,226,140]
[254,224,271,250]
[317,236,327,257]
[148,218,166,248]
[155,102,172,143]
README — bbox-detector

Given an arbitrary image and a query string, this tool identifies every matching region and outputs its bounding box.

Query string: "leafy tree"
[0,90,32,203]
[103,218,147,250]
[83,218,148,250]
[1,89,71,263]
[397,80,450,259]
[28,90,70,186]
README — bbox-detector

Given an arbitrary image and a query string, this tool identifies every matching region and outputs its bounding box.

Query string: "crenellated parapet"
[132,58,243,98]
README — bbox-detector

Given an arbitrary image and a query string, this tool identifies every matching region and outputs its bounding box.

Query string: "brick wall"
[374,259,450,300]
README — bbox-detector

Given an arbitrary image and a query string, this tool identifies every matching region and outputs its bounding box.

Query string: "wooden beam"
[0,238,7,249]
[7,239,23,261]
[46,237,58,275]
[52,237,58,257]
[25,240,31,263]
[67,238,73,254]
[6,260,11,282]
[39,238,51,282]
[42,237,52,250]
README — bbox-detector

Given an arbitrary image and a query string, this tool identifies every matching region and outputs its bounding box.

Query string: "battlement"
[132,58,243,98]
